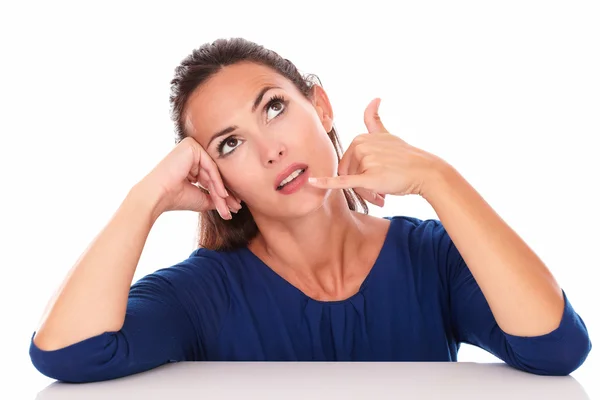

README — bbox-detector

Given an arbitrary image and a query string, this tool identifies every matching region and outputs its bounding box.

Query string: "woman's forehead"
[184,63,293,143]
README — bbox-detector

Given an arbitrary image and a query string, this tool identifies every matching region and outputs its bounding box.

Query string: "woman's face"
[184,62,338,218]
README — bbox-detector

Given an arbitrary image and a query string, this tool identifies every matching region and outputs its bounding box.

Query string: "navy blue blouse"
[30,216,591,382]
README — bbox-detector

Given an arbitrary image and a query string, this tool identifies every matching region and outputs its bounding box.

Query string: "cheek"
[283,112,338,166]
[284,115,323,148]
[223,172,243,190]
[220,166,263,201]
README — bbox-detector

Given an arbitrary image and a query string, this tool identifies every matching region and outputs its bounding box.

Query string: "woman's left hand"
[307,98,446,207]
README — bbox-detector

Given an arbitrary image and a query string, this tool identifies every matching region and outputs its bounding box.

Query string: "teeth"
[278,168,305,188]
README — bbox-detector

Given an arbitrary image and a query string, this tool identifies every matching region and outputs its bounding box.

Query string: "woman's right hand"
[139,136,241,219]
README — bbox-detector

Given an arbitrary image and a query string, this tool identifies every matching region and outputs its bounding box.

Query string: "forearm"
[422,162,564,336]
[33,182,164,350]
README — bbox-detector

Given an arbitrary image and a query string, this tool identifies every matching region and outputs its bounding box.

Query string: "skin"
[31,60,568,354]
[308,101,565,337]
[187,61,565,335]
[184,62,391,301]
[31,62,392,353]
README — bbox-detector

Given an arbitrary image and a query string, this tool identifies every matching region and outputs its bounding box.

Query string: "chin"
[286,190,333,218]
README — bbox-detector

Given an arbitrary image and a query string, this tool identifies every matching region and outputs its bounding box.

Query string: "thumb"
[364,98,388,133]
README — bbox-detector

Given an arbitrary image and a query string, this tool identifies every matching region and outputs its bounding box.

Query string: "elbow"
[547,332,592,376]
[523,328,593,377]
[30,348,86,383]
[528,292,593,376]
[504,308,593,376]
[29,331,122,383]
[544,303,593,376]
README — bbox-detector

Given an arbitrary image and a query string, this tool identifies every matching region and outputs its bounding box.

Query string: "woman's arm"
[33,182,163,351]
[421,163,591,375]
[422,163,564,337]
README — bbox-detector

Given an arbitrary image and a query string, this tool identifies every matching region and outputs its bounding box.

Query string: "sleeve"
[429,218,592,376]
[29,257,230,383]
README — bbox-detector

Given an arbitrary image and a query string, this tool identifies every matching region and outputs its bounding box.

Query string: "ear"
[311,85,334,132]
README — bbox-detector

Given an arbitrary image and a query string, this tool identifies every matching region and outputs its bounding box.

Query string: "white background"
[1,0,598,398]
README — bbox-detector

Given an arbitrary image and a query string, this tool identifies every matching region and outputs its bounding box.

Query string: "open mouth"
[276,168,306,191]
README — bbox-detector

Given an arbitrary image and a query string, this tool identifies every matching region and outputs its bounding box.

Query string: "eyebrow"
[207,85,281,148]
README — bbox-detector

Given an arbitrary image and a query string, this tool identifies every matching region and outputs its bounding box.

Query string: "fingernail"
[308,178,317,184]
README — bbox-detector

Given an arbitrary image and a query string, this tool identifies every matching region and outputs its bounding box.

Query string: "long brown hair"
[169,38,368,251]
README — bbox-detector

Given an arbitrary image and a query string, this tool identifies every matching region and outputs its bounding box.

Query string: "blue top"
[29,216,591,383]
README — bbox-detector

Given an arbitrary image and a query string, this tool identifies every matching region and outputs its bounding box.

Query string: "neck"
[249,190,366,297]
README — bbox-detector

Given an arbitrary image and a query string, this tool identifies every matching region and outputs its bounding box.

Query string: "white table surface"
[33,362,590,400]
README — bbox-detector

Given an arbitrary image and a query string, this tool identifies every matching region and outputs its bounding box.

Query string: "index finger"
[308,174,369,190]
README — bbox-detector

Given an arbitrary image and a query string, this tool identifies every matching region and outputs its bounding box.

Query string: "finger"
[337,150,352,177]
[187,172,198,184]
[184,182,215,212]
[199,170,241,211]
[189,158,200,182]
[345,146,364,177]
[216,181,241,211]
[225,194,242,212]
[354,187,385,207]
[228,193,242,204]
[197,169,212,190]
[187,163,204,185]
[199,151,229,198]
[364,98,388,134]
[186,140,201,183]
[307,174,369,190]
[337,136,365,176]
[209,181,231,219]
[202,171,240,212]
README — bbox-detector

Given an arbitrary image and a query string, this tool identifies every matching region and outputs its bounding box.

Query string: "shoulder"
[384,214,458,273]
[384,214,448,244]
[131,247,239,300]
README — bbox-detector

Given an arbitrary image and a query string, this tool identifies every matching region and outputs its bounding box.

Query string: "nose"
[261,138,286,167]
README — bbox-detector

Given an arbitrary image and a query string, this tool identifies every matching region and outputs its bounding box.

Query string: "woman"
[29,38,591,383]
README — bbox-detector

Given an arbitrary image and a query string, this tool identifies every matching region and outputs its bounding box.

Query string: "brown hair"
[169,38,368,251]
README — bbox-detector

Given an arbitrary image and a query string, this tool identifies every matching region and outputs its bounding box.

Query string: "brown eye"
[218,137,242,156]
[266,100,285,121]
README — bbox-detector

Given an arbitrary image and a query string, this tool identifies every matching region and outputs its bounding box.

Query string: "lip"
[274,162,309,190]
